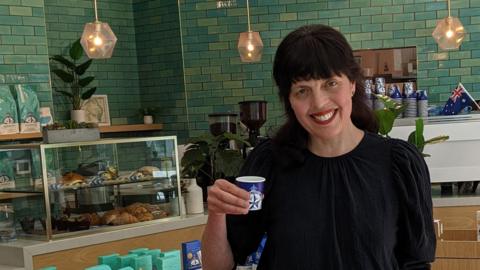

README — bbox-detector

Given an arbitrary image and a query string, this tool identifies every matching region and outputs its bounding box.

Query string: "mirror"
[353,47,417,83]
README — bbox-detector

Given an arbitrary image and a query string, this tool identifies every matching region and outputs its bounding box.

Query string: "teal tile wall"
[179,0,480,137]
[44,0,142,122]
[0,0,52,109]
[133,0,188,140]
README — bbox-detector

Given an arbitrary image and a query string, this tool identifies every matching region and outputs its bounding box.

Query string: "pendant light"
[432,0,466,51]
[237,0,263,62]
[80,0,118,59]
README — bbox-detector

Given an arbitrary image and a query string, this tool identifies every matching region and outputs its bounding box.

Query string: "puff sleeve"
[226,140,274,265]
[391,139,436,269]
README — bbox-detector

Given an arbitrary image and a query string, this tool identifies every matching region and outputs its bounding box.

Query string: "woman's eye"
[294,88,308,97]
[326,80,338,88]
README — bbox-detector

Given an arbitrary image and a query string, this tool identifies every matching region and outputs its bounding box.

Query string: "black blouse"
[226,132,436,270]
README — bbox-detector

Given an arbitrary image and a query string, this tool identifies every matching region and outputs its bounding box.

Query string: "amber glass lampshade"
[80,0,117,59]
[432,16,466,50]
[238,31,263,62]
[80,21,117,59]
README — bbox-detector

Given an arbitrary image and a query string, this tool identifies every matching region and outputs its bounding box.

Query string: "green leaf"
[69,39,83,61]
[79,76,94,87]
[54,90,73,98]
[222,132,251,147]
[50,55,75,69]
[81,87,97,100]
[415,118,425,148]
[215,149,244,178]
[181,147,208,178]
[374,109,396,136]
[52,69,74,82]
[75,59,92,75]
[424,135,449,145]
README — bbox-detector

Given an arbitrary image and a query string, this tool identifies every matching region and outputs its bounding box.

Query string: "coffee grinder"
[238,100,267,146]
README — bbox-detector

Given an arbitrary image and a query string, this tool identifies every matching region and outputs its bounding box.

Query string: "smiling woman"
[201,24,436,270]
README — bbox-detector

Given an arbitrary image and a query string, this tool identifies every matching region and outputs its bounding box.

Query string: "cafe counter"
[0,214,207,270]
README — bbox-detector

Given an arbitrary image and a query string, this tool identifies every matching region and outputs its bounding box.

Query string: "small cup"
[236,176,266,211]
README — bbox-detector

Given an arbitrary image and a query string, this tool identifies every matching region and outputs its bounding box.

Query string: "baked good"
[100,209,121,225]
[137,166,160,176]
[136,212,154,222]
[111,212,138,225]
[82,213,101,226]
[61,172,85,186]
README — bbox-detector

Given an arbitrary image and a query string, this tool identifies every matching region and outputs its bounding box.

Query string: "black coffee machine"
[239,100,267,147]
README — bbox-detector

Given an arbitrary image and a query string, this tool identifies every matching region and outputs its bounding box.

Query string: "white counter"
[0,214,207,270]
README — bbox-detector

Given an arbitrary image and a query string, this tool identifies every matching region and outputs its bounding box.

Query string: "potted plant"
[42,120,99,143]
[374,94,449,156]
[181,132,250,200]
[50,39,97,123]
[139,107,158,124]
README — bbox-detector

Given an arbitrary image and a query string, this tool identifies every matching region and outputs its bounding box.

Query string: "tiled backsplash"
[1,0,479,140]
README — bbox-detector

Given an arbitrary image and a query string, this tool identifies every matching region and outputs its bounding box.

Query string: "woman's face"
[289,74,355,142]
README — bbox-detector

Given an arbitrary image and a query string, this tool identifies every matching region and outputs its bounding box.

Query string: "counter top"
[0,213,207,269]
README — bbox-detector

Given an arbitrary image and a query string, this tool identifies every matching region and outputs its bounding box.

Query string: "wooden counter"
[0,214,206,270]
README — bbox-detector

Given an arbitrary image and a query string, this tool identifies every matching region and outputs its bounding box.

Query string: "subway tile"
[9,6,32,16]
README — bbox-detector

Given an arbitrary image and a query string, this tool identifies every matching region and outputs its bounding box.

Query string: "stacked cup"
[364,79,374,110]
[389,84,403,118]
[373,77,386,110]
[417,90,428,117]
[403,82,417,118]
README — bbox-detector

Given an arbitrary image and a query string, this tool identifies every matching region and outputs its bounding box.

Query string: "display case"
[0,136,182,240]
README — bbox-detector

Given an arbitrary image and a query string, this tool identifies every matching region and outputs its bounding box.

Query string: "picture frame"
[82,94,111,126]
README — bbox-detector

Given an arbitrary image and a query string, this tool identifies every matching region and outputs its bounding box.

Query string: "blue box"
[181,240,202,270]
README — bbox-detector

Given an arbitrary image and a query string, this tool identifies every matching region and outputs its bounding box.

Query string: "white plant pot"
[143,115,153,124]
[71,110,86,123]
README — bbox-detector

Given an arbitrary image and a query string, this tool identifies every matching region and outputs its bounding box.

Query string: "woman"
[202,24,436,270]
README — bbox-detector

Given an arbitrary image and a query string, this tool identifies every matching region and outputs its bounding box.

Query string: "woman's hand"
[207,179,250,216]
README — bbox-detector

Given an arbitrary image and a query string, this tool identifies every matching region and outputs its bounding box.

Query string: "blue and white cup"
[236,176,266,211]
[417,90,428,117]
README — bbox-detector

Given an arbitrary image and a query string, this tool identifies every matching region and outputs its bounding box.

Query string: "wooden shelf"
[99,124,163,133]
[0,124,163,142]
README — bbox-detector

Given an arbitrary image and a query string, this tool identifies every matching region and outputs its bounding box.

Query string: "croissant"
[136,212,154,222]
[111,212,138,225]
[82,213,101,226]
[101,209,121,225]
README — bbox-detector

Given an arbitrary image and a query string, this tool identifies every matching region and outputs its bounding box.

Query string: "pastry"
[111,212,138,225]
[126,202,148,215]
[136,212,154,222]
[82,213,101,226]
[137,166,160,176]
[61,172,85,186]
[126,203,154,221]
[101,209,121,225]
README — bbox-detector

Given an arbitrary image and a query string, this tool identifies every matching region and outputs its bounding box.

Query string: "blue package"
[181,240,202,270]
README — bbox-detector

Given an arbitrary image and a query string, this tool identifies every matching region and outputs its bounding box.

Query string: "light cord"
[246,0,251,32]
[94,0,99,22]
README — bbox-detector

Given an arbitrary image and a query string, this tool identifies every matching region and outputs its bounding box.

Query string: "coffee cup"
[235,176,266,211]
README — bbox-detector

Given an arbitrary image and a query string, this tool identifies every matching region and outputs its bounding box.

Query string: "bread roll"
[61,172,85,185]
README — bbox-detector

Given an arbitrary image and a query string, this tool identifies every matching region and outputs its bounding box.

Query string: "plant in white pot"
[139,107,158,124]
[50,39,97,123]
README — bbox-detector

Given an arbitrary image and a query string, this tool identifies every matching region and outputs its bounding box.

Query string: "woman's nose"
[310,88,329,108]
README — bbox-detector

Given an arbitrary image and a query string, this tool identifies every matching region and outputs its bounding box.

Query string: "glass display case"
[0,136,182,240]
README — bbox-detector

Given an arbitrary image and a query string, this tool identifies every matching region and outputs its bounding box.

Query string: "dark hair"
[272,24,378,159]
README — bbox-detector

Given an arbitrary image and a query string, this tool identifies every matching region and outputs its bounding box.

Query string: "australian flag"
[441,84,472,115]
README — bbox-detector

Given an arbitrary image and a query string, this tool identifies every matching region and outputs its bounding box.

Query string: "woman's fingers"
[207,179,250,215]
